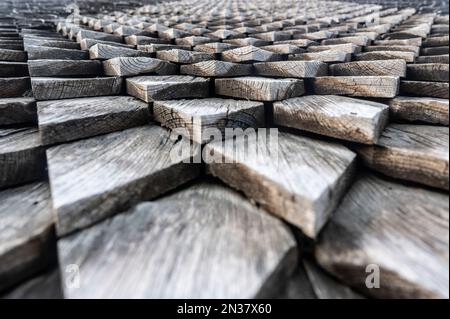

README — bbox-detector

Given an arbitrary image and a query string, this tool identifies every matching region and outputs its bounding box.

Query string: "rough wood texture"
[89,43,151,60]
[289,50,351,63]
[215,76,304,101]
[193,42,238,54]
[2,269,62,299]
[76,29,123,43]
[38,96,150,145]
[125,35,171,45]
[330,59,407,77]
[180,60,253,77]
[322,35,370,46]
[0,48,27,62]
[254,61,328,78]
[0,182,54,292]
[156,49,215,64]
[423,35,449,47]
[400,80,449,99]
[103,57,178,77]
[274,95,389,144]
[389,97,449,125]
[154,98,264,143]
[0,97,36,125]
[316,173,449,299]
[417,54,449,64]
[0,77,30,98]
[307,43,360,54]
[221,45,282,63]
[26,46,88,60]
[0,62,29,77]
[355,51,416,62]
[58,182,297,298]
[205,131,356,238]
[0,127,45,188]
[357,124,449,190]
[406,63,449,82]
[126,75,209,102]
[28,59,102,77]
[312,76,399,98]
[47,125,200,236]
[79,38,134,50]
[31,77,123,101]
[364,45,420,56]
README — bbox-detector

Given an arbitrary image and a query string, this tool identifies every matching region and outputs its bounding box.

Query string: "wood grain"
[205,131,357,238]
[274,95,389,144]
[0,62,29,77]
[312,76,399,98]
[0,127,45,188]
[38,96,150,145]
[329,59,406,77]
[355,51,415,62]
[156,49,215,64]
[357,124,449,190]
[0,97,36,125]
[400,80,449,99]
[316,172,449,298]
[388,97,449,125]
[416,54,449,64]
[221,45,282,63]
[254,61,328,78]
[0,48,27,62]
[0,77,30,98]
[31,77,123,101]
[103,57,177,77]
[26,46,88,60]
[406,63,449,82]
[89,43,151,60]
[58,182,297,298]
[28,59,102,77]
[180,60,253,77]
[47,125,200,236]
[0,182,54,292]
[126,75,209,102]
[289,50,351,63]
[215,76,304,101]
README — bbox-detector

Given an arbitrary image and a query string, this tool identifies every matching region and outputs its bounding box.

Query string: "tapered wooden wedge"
[0,77,30,98]
[47,125,200,236]
[406,63,449,82]
[156,49,215,64]
[355,51,415,62]
[388,97,449,125]
[0,182,54,292]
[357,124,449,190]
[31,77,123,100]
[215,76,304,101]
[417,54,449,64]
[26,46,88,60]
[154,98,264,143]
[0,48,27,62]
[316,172,449,299]
[0,97,36,125]
[289,50,351,63]
[38,96,150,145]
[193,42,238,54]
[89,43,151,60]
[0,127,45,188]
[330,59,406,77]
[400,80,449,98]
[58,182,297,298]
[274,95,389,144]
[221,45,282,63]
[254,61,328,78]
[205,131,357,238]
[28,59,102,77]
[126,75,209,102]
[103,57,178,76]
[180,60,252,77]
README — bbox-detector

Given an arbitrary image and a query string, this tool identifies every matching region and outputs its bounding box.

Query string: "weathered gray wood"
[307,43,360,54]
[31,77,123,101]
[274,95,389,144]
[89,43,151,60]
[374,38,422,46]
[389,97,449,125]
[0,62,28,77]
[312,76,399,98]
[330,59,406,77]
[0,97,36,125]
[2,269,62,299]
[364,45,420,56]
[400,80,449,99]
[180,60,252,77]
[388,24,431,39]
[79,38,134,50]
[137,43,191,53]
[125,35,170,46]
[259,44,304,54]
[416,54,449,64]
[47,125,200,236]
[58,182,297,298]
[421,46,449,56]
[0,48,27,62]
[126,75,209,102]
[0,77,30,98]
[406,63,449,82]
[221,45,282,63]
[175,36,214,46]
[253,31,291,42]
[0,182,54,292]
[159,28,192,40]
[316,173,449,299]
[215,76,304,101]
[274,39,316,47]
[357,124,449,190]
[76,29,123,44]
[38,96,150,145]
[205,131,356,238]
[103,57,178,77]
[23,38,80,50]
[154,98,264,143]
[28,59,102,77]
[26,46,88,60]
[423,35,449,47]
[355,51,416,62]
[113,26,155,37]
[254,61,328,78]
[193,42,238,54]
[156,49,215,64]
[0,127,44,188]
[322,35,370,46]
[289,50,351,63]
[223,37,271,47]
